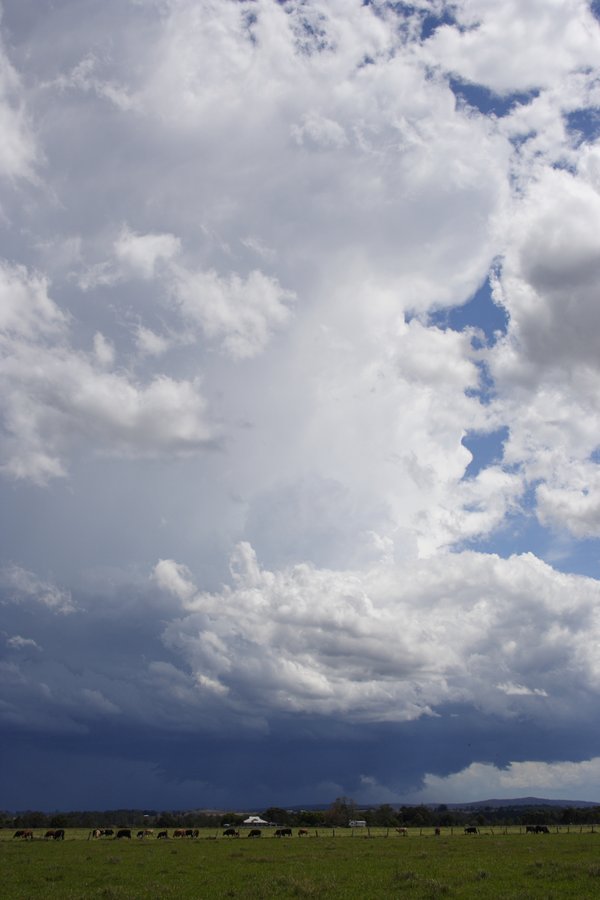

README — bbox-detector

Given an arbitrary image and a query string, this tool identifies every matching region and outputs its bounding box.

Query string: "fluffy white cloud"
[153,543,600,725]
[0,262,216,482]
[114,226,180,279]
[0,40,37,180]
[488,159,600,537]
[6,635,41,651]
[151,559,196,602]
[0,564,74,614]
[171,265,294,360]
[0,263,67,339]
[408,757,600,804]
[424,0,600,94]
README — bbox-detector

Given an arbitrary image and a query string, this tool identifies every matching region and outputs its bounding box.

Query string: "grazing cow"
[223,828,239,837]
[535,825,550,834]
[526,825,536,834]
[157,830,168,840]
[14,830,33,840]
[116,829,131,839]
[248,829,261,838]
[298,829,309,837]
[52,829,65,841]
[434,828,441,836]
[91,829,101,839]
[137,830,145,839]
[275,828,292,837]
[395,827,407,836]
[45,830,56,839]
[102,829,114,837]
[173,829,185,838]
[13,830,24,839]
[464,826,478,835]
[144,829,154,837]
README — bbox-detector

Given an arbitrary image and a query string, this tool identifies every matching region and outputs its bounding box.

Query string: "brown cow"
[298,829,309,836]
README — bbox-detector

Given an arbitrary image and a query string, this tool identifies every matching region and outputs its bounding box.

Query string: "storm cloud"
[2,0,600,810]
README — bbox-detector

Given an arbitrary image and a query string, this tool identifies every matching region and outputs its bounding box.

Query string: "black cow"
[157,830,168,839]
[102,829,114,837]
[45,830,57,839]
[248,829,261,838]
[52,829,65,840]
[14,830,33,840]
[116,829,131,839]
[275,828,292,837]
[223,828,239,837]
[464,826,478,834]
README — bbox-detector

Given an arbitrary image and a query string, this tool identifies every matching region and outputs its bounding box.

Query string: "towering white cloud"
[1,0,600,807]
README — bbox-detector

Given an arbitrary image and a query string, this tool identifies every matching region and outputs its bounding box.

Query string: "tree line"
[3,798,600,830]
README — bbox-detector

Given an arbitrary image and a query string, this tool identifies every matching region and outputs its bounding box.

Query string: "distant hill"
[282,796,600,813]
[444,797,599,809]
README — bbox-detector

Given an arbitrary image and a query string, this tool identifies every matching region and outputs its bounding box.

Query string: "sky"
[2,0,600,812]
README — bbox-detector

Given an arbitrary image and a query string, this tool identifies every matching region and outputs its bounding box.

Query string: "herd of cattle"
[13,830,65,840]
[9,824,558,840]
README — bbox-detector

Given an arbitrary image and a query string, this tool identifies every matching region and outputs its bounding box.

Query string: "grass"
[2,828,600,898]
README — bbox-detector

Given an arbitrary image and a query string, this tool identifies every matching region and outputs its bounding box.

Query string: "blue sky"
[2,0,600,812]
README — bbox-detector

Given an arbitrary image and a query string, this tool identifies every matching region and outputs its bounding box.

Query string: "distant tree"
[373,804,398,827]
[15,811,47,828]
[410,806,434,827]
[220,812,244,827]
[263,807,289,825]
[296,810,323,827]
[157,812,177,828]
[325,797,357,827]
[437,810,457,827]
[49,814,68,828]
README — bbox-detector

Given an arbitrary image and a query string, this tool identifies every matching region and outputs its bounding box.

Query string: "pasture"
[3,827,600,898]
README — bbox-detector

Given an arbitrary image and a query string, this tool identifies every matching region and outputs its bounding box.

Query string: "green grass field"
[3,828,600,898]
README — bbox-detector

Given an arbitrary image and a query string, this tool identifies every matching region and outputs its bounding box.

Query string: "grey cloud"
[0,563,74,613]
